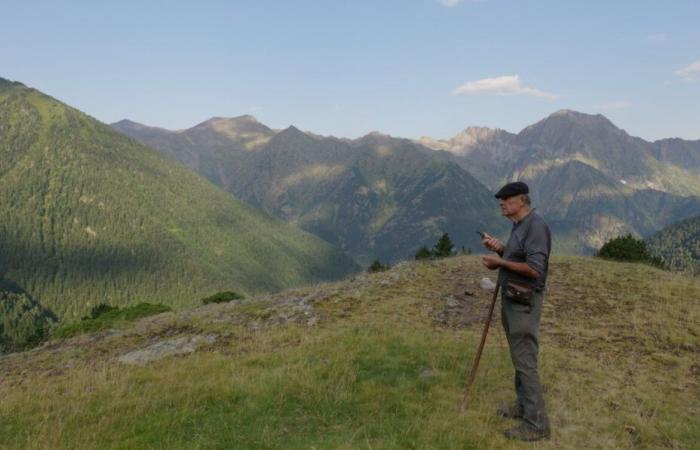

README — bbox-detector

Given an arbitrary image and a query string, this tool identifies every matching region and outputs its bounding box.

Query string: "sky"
[1,0,699,141]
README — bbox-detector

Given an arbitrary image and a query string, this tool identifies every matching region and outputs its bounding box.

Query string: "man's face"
[499,195,526,218]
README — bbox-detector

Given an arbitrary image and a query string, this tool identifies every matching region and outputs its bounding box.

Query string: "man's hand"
[482,233,504,254]
[481,254,502,270]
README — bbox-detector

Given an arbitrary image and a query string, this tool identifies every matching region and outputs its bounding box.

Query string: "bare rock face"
[117,334,218,366]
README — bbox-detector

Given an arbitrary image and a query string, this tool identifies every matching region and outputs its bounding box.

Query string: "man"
[481,181,552,442]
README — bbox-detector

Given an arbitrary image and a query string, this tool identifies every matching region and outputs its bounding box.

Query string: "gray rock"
[445,295,460,308]
[117,334,217,366]
[480,277,496,291]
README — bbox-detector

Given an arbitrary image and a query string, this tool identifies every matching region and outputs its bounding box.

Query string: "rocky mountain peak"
[530,109,618,132]
[110,119,177,137]
[417,126,514,156]
[366,131,391,138]
[451,126,510,146]
[232,114,259,122]
[354,131,407,148]
[279,124,303,135]
[192,115,273,139]
[112,119,152,131]
[194,115,262,129]
[516,109,627,150]
[268,125,313,145]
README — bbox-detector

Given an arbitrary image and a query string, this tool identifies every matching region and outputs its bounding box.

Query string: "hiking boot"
[497,403,524,419]
[504,422,551,442]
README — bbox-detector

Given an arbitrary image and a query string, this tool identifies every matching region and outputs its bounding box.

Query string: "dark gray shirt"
[498,210,551,292]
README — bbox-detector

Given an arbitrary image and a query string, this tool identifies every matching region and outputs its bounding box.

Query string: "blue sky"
[1,0,698,140]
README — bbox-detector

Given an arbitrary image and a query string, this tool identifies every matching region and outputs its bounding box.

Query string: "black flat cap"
[495,181,529,199]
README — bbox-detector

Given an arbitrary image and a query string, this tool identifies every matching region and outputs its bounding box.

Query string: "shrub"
[52,303,172,339]
[83,303,118,320]
[596,233,666,269]
[367,260,389,273]
[201,291,245,305]
[415,246,433,260]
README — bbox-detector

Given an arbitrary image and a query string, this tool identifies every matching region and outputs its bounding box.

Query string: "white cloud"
[452,75,559,99]
[676,59,700,81]
[593,101,631,111]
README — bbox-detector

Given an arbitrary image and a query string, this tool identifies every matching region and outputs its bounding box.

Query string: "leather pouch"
[504,279,535,306]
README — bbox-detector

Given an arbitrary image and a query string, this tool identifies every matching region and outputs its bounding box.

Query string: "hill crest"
[1,254,698,448]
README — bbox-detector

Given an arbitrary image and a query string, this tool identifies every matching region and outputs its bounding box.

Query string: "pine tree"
[433,233,454,258]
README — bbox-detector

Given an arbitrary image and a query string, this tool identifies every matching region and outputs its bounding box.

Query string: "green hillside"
[0,255,697,448]
[0,78,358,321]
[648,215,700,274]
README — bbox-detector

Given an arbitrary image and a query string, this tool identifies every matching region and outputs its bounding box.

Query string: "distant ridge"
[114,109,700,255]
[114,118,507,264]
[418,109,700,252]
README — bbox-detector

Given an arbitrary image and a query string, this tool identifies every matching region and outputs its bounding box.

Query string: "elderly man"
[481,181,552,442]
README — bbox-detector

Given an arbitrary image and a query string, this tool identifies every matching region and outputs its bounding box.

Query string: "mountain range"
[113,119,507,264]
[420,110,700,252]
[0,77,358,321]
[114,110,700,256]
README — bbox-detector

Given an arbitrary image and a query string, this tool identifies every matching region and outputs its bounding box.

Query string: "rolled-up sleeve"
[524,221,550,276]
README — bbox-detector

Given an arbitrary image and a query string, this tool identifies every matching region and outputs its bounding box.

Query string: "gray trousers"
[501,290,550,431]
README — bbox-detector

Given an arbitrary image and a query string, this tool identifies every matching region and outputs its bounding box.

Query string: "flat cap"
[495,181,529,199]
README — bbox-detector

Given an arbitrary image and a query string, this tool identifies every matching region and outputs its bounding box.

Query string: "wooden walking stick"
[460,282,500,412]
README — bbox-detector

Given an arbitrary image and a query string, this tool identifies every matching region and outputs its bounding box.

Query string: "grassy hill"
[0,78,358,321]
[1,255,697,449]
